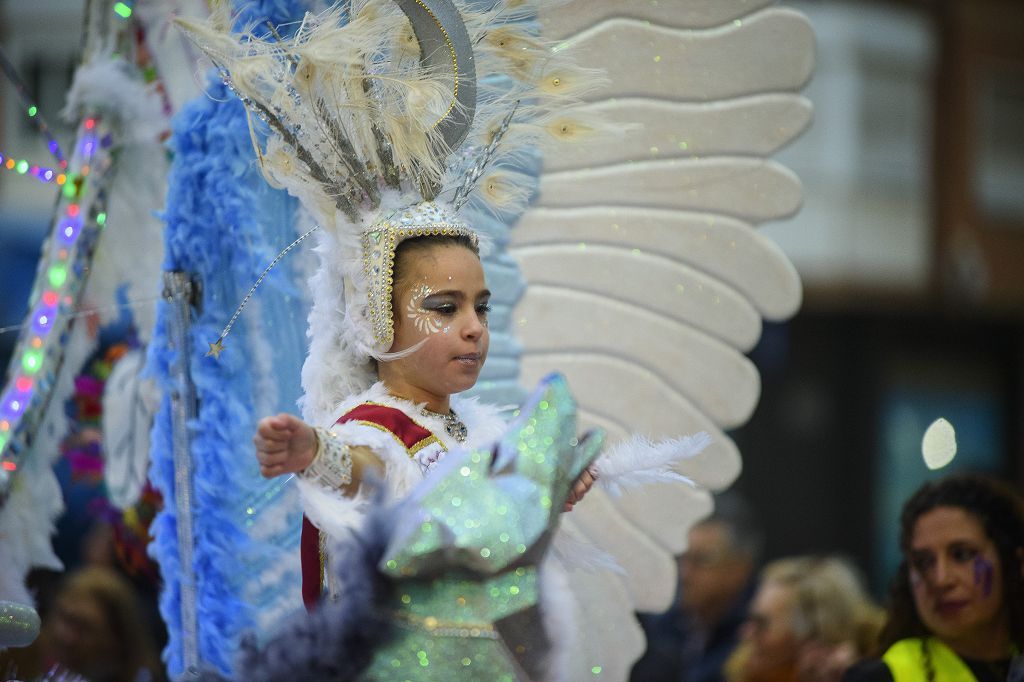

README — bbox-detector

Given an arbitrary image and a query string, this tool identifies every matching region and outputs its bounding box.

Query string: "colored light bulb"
[16,160,28,174]
[48,264,67,288]
[22,349,44,375]
[113,2,132,18]
[32,307,54,334]
[59,218,81,244]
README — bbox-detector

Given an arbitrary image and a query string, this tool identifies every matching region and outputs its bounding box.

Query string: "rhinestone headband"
[362,201,478,350]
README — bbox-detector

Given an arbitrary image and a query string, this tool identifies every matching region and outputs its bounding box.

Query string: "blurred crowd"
[632,473,1024,682]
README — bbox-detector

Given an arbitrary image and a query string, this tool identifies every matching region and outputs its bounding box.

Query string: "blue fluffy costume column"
[146,2,308,676]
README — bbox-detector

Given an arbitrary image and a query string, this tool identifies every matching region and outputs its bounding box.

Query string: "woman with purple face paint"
[843,474,1024,682]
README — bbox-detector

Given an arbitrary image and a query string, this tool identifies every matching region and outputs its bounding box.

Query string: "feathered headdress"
[176,0,604,424]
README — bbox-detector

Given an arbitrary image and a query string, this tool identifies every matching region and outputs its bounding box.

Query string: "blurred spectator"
[725,555,883,682]
[632,492,764,682]
[38,566,164,682]
[843,473,1024,682]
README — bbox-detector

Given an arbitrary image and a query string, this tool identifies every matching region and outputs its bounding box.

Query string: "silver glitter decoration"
[162,271,202,677]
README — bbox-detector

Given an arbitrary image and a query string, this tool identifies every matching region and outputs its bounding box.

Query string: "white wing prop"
[512,2,813,677]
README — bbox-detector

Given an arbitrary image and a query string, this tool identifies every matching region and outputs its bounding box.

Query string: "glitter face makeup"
[907,506,1007,648]
[407,284,445,335]
[973,555,994,598]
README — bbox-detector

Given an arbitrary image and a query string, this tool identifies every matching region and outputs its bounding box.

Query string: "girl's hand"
[253,414,317,478]
[564,467,597,512]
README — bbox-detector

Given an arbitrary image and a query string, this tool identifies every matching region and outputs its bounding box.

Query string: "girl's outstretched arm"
[254,414,383,495]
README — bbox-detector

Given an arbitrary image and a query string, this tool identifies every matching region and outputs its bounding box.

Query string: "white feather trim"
[538,556,576,682]
[0,459,64,605]
[323,382,508,452]
[62,57,168,144]
[592,432,712,496]
[101,349,160,509]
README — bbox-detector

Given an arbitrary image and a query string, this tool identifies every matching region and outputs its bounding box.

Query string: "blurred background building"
[1,0,1022,600]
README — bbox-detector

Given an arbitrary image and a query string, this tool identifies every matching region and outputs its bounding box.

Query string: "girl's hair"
[760,555,884,654]
[876,473,1024,653]
[392,233,480,302]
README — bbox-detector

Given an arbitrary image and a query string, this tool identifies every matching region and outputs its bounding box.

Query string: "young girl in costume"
[251,224,596,610]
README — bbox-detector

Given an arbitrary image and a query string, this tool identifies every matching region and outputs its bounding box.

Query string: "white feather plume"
[592,432,711,496]
[61,56,168,144]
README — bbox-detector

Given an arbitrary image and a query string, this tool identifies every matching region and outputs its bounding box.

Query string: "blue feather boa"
[147,1,308,676]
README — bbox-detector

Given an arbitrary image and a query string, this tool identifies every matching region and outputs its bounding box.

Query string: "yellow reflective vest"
[882,637,976,682]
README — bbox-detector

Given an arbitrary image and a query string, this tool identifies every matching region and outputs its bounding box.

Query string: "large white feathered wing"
[512,2,813,678]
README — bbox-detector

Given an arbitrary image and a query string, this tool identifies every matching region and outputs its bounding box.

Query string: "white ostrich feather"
[61,56,167,144]
[592,432,711,497]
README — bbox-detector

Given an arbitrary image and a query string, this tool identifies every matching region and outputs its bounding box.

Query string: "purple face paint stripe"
[973,555,995,598]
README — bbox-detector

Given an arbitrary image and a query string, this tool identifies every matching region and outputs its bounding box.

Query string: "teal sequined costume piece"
[361,373,603,680]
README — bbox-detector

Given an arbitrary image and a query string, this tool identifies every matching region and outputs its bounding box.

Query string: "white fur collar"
[327,381,507,451]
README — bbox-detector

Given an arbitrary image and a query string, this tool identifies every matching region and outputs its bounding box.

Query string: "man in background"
[631,492,763,682]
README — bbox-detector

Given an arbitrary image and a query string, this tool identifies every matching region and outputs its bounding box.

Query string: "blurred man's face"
[679,521,754,625]
[740,582,801,681]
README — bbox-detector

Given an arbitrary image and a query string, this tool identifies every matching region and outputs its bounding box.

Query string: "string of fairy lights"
[0,0,136,492]
[0,150,72,185]
[0,117,109,479]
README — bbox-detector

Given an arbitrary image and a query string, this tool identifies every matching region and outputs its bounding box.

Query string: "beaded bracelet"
[299,426,353,489]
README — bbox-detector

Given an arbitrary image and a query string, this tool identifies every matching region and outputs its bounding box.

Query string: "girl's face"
[907,505,1008,646]
[385,243,490,399]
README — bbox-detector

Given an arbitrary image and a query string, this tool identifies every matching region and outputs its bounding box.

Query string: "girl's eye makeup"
[476,302,491,327]
[426,302,457,315]
[406,285,444,334]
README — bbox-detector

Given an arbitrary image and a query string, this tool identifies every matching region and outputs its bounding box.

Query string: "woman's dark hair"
[392,233,480,301]
[876,473,1024,653]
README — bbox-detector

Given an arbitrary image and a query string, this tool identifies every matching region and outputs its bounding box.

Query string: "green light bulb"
[48,265,67,288]
[22,349,44,374]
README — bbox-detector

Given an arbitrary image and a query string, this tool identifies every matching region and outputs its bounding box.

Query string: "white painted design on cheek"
[406,284,444,334]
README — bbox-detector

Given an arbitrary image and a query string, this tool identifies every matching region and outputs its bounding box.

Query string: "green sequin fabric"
[360,373,604,680]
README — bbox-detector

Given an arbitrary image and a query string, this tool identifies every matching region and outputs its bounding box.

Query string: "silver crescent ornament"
[393,0,477,154]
